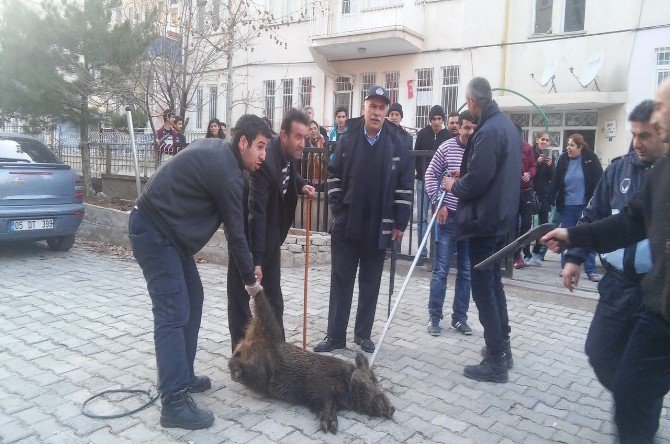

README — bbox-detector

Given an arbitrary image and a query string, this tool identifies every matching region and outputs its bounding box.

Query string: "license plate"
[10,219,54,231]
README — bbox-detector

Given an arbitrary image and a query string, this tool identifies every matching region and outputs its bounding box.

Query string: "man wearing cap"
[387,103,413,152]
[414,105,450,265]
[314,85,413,354]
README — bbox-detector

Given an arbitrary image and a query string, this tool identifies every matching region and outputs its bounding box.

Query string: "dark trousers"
[532,203,549,255]
[468,235,511,354]
[327,232,386,341]
[515,189,534,259]
[129,208,204,400]
[227,247,285,351]
[612,308,670,443]
[584,269,644,390]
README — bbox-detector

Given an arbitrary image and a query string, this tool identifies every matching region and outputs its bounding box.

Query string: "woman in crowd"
[205,118,226,139]
[530,131,554,264]
[549,133,603,281]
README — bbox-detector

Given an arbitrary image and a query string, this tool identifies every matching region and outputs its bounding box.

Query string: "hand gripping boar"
[228,290,395,433]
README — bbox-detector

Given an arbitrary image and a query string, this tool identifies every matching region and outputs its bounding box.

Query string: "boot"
[464,352,509,383]
[480,339,514,369]
[160,389,214,430]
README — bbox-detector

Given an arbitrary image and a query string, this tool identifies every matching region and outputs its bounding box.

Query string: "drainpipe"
[500,0,511,95]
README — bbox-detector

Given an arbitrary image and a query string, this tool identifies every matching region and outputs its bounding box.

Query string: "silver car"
[0,132,84,251]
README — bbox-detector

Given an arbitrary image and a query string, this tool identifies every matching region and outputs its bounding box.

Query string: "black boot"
[160,389,214,430]
[464,352,509,383]
[187,375,212,393]
[480,339,514,369]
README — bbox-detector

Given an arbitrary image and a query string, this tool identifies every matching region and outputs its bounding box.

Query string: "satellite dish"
[578,50,604,88]
[540,59,557,86]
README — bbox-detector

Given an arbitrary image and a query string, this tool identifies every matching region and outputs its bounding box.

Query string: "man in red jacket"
[513,124,537,269]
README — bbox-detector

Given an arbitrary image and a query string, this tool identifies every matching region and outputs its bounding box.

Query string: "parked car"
[0,132,84,251]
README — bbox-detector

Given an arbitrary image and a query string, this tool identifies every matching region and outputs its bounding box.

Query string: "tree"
[0,0,153,195]
[121,0,291,136]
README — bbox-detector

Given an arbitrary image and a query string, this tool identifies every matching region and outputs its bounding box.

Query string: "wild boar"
[229,290,395,433]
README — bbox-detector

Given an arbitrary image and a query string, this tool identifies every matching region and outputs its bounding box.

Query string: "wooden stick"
[302,198,311,350]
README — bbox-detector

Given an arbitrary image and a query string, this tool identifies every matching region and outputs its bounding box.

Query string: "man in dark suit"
[228,109,316,350]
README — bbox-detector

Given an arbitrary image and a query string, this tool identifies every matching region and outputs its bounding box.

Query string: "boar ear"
[355,352,370,371]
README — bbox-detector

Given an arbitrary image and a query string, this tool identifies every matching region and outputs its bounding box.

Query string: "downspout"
[500,0,511,95]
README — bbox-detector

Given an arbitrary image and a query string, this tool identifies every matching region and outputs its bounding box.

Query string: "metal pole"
[125,105,142,197]
[388,240,397,319]
[370,190,446,367]
[302,199,311,350]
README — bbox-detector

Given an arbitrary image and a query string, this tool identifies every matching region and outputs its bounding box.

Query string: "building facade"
[177,0,669,162]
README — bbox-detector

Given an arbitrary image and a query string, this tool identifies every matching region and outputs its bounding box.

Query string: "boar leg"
[318,390,339,434]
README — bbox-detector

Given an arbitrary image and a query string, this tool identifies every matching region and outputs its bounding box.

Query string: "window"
[209,86,218,122]
[564,0,585,32]
[282,78,294,116]
[385,71,399,104]
[264,80,276,124]
[415,68,433,128]
[360,73,376,109]
[333,76,353,118]
[196,88,204,128]
[342,0,351,14]
[534,0,552,34]
[657,48,670,87]
[299,77,312,108]
[533,0,585,35]
[196,2,206,33]
[441,65,460,115]
[564,111,597,126]
[532,112,562,127]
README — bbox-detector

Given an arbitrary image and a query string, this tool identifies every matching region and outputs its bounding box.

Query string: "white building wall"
[215,0,670,163]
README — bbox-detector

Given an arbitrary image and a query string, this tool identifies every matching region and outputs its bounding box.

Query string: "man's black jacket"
[414,126,450,180]
[136,138,255,284]
[549,148,603,212]
[568,156,670,319]
[248,136,307,266]
[451,100,522,240]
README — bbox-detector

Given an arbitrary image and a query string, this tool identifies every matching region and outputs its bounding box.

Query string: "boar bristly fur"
[228,290,394,433]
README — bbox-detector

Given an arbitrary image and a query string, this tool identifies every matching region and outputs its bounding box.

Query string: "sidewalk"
[1,241,668,443]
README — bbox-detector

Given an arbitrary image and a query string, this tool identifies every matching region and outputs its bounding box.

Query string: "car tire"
[46,234,76,252]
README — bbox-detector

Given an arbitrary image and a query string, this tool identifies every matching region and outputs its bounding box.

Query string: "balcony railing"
[309,0,425,40]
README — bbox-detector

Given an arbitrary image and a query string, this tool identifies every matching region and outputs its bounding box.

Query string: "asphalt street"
[1,240,668,443]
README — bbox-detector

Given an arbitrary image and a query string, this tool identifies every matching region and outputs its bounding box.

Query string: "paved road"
[1,241,668,443]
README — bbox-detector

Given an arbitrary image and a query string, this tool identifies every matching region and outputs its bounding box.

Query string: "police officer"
[562,100,668,392]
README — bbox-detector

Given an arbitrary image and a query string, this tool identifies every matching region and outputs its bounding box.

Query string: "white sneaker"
[531,254,543,266]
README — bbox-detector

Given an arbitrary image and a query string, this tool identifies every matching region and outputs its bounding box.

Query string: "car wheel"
[46,234,76,252]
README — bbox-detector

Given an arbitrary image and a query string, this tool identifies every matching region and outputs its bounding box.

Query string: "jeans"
[515,189,535,259]
[129,208,204,400]
[584,269,644,390]
[428,217,471,323]
[611,308,669,443]
[468,235,511,354]
[415,180,430,258]
[560,204,598,275]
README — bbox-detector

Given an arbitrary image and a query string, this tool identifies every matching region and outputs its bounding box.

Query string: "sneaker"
[354,336,375,353]
[464,353,509,383]
[513,257,525,269]
[587,274,600,282]
[314,336,346,353]
[451,320,473,335]
[481,340,514,369]
[187,375,211,393]
[427,317,441,336]
[530,253,543,266]
[160,389,215,430]
[523,257,532,267]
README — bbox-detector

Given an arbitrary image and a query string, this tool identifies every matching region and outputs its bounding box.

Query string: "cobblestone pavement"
[1,241,669,443]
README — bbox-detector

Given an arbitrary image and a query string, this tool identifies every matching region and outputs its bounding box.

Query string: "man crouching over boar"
[228,288,395,433]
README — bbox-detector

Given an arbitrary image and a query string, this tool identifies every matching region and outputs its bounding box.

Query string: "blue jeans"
[129,208,204,400]
[612,309,669,443]
[428,217,471,323]
[468,235,511,354]
[416,180,429,258]
[560,204,598,275]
